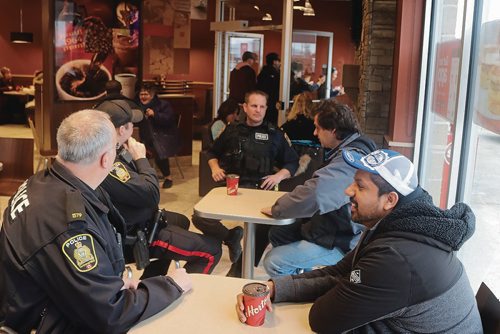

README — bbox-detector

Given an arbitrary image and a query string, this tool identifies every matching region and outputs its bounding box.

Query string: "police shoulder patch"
[109,162,130,183]
[62,234,98,272]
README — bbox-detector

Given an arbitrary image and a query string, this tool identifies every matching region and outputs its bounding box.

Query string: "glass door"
[222,32,264,102]
[290,30,333,102]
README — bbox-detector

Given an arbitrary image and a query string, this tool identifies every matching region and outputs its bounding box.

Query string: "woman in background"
[211,98,239,140]
[281,92,318,144]
[136,83,179,188]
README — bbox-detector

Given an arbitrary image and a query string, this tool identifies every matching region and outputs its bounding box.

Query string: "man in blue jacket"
[261,100,377,276]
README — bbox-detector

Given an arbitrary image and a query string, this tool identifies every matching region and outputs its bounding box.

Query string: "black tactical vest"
[222,122,275,186]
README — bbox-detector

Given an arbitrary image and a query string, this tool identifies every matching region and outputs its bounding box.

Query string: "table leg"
[242,222,255,279]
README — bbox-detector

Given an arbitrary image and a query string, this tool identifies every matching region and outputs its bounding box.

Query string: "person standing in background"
[229,51,257,104]
[136,83,179,189]
[290,62,311,99]
[257,52,281,125]
[318,67,345,99]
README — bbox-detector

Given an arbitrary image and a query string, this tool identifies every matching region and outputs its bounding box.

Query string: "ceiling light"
[303,0,315,16]
[11,0,33,44]
[254,5,260,11]
[293,0,315,16]
[262,13,272,21]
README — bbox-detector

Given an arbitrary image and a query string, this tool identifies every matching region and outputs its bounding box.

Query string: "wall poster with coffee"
[54,0,140,101]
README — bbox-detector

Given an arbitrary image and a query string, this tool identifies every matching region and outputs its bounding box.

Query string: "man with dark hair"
[257,52,280,125]
[0,110,192,333]
[192,90,299,277]
[290,61,311,98]
[237,149,482,333]
[95,79,142,114]
[96,100,222,277]
[229,51,257,104]
[261,100,377,276]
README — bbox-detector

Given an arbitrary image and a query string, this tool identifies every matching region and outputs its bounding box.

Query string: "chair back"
[28,117,41,151]
[201,123,214,151]
[476,282,500,334]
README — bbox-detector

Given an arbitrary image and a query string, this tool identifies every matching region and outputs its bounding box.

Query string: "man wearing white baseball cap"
[236,149,482,333]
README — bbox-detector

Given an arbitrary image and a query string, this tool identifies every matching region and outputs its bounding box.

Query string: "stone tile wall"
[356,0,397,146]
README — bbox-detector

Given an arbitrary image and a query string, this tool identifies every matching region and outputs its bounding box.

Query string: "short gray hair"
[57,109,115,164]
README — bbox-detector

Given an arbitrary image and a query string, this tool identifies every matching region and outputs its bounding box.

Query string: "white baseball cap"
[342,149,418,196]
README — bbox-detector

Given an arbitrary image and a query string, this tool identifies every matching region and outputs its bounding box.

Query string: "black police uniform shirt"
[207,121,299,186]
[100,147,160,231]
[0,161,183,333]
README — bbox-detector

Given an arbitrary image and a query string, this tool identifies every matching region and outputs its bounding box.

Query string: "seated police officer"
[192,90,299,277]
[0,109,191,333]
[95,100,222,277]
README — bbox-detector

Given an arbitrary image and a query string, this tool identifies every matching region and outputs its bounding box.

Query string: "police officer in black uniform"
[95,100,222,277]
[0,110,192,333]
[192,90,299,277]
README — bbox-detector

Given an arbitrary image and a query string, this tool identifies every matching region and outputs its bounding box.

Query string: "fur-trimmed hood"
[373,188,475,251]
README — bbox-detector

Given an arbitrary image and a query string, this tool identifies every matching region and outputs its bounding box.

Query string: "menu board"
[54,0,140,101]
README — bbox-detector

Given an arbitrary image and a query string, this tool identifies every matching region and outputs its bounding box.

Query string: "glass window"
[458,0,500,295]
[419,1,465,208]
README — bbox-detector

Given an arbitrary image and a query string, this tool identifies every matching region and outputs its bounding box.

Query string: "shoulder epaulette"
[65,189,86,224]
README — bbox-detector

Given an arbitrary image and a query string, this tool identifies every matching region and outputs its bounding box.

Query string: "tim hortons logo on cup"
[245,298,267,317]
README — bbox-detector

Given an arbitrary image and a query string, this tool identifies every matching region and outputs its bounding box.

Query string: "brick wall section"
[356,0,397,146]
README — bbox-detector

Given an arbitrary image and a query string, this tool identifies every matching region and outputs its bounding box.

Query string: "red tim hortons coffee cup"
[242,282,270,326]
[226,174,240,196]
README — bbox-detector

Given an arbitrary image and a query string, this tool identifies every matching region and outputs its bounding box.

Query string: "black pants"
[155,157,171,178]
[140,211,222,278]
[192,208,271,267]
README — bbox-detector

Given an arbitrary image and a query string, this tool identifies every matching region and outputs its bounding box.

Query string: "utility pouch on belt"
[133,230,150,270]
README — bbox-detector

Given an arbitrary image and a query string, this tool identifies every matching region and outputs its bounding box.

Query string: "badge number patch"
[62,234,98,272]
[255,132,269,141]
[109,162,130,183]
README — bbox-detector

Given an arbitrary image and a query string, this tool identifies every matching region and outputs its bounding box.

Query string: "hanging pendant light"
[303,0,315,16]
[293,0,315,17]
[11,0,33,44]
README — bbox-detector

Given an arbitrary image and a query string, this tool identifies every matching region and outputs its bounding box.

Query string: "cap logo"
[350,269,361,284]
[344,150,355,162]
[361,150,389,169]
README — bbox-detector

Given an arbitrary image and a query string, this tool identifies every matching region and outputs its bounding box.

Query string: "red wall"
[0,0,43,75]
[293,1,356,83]
[0,0,355,82]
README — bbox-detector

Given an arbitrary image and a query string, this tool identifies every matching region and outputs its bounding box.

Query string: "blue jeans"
[263,221,345,277]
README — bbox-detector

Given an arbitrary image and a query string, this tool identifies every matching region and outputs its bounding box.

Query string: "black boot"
[226,255,242,278]
[224,226,243,263]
